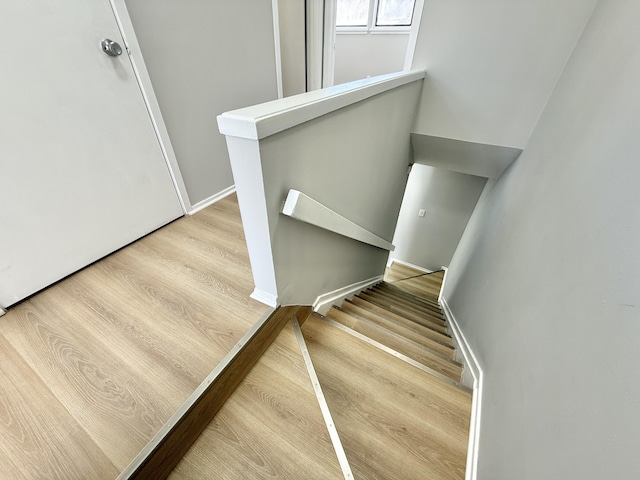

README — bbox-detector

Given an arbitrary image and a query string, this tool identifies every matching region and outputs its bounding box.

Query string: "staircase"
[303,271,471,479]
[166,268,472,480]
[322,279,463,384]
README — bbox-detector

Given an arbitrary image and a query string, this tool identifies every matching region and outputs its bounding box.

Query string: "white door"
[0,0,184,307]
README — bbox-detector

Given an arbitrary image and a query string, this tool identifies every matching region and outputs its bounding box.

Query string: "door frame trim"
[271,0,284,98]
[109,0,191,213]
[402,0,426,71]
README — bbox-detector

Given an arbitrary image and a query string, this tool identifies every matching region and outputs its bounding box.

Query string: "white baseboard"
[187,185,236,215]
[440,297,483,480]
[386,258,433,273]
[438,266,448,303]
[250,288,279,308]
[0,308,6,317]
[313,275,383,315]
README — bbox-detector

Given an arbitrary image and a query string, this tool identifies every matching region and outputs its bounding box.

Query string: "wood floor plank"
[0,194,269,477]
[1,295,181,469]
[0,334,119,480]
[127,306,311,479]
[169,321,344,480]
[302,315,471,480]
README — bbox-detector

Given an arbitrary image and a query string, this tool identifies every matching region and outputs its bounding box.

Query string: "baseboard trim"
[187,185,236,215]
[250,288,279,308]
[312,275,383,315]
[386,258,433,273]
[0,308,6,317]
[438,266,448,303]
[440,297,483,480]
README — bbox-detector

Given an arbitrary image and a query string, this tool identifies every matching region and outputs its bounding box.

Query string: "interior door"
[0,0,184,307]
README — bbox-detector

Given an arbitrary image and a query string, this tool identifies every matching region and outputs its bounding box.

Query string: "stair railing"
[218,70,425,307]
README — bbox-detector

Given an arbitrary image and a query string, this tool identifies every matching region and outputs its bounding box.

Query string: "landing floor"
[0,194,268,478]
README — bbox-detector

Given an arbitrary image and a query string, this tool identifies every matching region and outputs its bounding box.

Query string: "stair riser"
[326,308,462,382]
[365,292,447,324]
[352,294,451,345]
[359,293,448,332]
[377,283,441,309]
[341,301,454,359]
[369,287,446,319]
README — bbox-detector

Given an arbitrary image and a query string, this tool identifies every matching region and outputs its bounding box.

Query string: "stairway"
[323,281,463,383]
[299,272,472,479]
[165,269,472,479]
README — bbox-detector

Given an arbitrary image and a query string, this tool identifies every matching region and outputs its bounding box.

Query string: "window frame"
[335,0,415,34]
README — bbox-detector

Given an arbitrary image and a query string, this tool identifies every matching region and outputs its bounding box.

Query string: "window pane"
[336,0,369,27]
[376,0,415,26]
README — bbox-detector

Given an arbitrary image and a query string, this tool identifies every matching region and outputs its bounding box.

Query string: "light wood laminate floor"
[169,321,343,479]
[385,263,445,300]
[0,194,268,479]
[302,314,471,480]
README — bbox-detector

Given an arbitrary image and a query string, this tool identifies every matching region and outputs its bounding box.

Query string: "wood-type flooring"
[302,314,471,479]
[0,194,268,479]
[169,321,344,479]
[385,262,445,300]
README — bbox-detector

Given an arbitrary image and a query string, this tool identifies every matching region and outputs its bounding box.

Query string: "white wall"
[125,0,279,206]
[220,73,424,306]
[262,82,421,304]
[390,165,486,271]
[334,33,409,85]
[442,1,640,477]
[278,0,306,97]
[410,0,597,148]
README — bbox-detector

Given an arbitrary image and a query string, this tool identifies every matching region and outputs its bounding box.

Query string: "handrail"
[281,189,395,251]
[217,70,425,140]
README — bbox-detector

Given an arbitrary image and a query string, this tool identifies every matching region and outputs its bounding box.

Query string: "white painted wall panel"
[390,164,486,271]
[410,0,597,148]
[125,0,279,206]
[221,75,423,306]
[442,2,640,477]
[334,33,409,85]
[260,81,421,304]
[278,0,306,96]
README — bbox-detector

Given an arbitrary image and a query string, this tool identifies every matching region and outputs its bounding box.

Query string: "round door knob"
[101,39,123,57]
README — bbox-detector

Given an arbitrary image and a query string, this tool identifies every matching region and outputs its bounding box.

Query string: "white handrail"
[217,70,425,140]
[281,190,395,251]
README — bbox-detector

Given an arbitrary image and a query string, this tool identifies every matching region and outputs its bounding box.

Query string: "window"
[336,0,369,27]
[376,0,415,26]
[336,0,416,30]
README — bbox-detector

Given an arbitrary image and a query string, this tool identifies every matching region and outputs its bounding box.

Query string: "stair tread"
[301,314,471,480]
[379,282,441,307]
[358,292,449,333]
[169,321,344,480]
[368,287,446,320]
[340,300,454,359]
[383,264,444,299]
[367,286,445,314]
[326,307,462,380]
[350,296,452,344]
